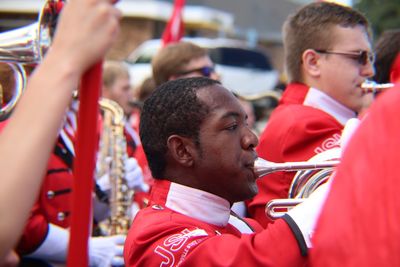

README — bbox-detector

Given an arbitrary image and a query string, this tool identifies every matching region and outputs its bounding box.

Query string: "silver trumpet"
[254,148,341,219]
[361,80,395,94]
[254,157,340,179]
[0,0,62,120]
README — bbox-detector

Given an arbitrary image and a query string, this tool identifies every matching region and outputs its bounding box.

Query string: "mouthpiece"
[361,80,395,94]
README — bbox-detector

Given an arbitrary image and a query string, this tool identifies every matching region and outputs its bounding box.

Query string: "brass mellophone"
[255,148,341,219]
[253,157,340,179]
[361,80,395,94]
[0,0,61,120]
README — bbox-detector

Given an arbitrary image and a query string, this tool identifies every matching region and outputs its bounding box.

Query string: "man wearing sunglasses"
[247,2,375,228]
[151,41,220,87]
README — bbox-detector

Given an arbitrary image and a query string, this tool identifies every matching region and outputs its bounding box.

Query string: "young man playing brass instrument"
[124,77,331,266]
[247,2,376,227]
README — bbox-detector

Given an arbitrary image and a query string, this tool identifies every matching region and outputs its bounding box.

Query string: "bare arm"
[0,0,121,259]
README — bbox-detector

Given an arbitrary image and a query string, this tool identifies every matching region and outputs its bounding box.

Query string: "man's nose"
[242,127,259,149]
[362,61,375,78]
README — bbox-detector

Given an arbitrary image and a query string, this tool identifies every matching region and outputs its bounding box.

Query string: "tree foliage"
[355,0,400,40]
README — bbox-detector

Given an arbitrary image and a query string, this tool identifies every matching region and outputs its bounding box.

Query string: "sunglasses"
[314,49,375,66]
[177,66,215,78]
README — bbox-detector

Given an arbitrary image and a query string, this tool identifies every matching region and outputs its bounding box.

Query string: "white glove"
[124,157,148,192]
[97,157,148,192]
[340,118,361,153]
[27,223,126,267]
[27,223,69,262]
[286,182,331,248]
[97,156,113,191]
[89,235,126,267]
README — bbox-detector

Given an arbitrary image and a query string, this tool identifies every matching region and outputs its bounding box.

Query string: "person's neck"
[165,169,234,206]
[165,168,197,188]
[302,76,325,93]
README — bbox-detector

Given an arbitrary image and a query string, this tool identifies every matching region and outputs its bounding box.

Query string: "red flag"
[161,0,185,46]
[67,62,102,267]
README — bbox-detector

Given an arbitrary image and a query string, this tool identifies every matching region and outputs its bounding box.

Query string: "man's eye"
[226,124,238,131]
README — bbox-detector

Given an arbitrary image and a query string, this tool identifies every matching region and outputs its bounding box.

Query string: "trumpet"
[0,0,63,120]
[254,157,339,179]
[257,148,341,219]
[361,80,395,94]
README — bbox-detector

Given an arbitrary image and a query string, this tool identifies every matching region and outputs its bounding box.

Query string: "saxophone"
[98,98,131,235]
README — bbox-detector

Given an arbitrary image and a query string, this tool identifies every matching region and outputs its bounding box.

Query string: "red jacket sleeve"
[16,153,73,255]
[124,208,307,267]
[15,203,49,255]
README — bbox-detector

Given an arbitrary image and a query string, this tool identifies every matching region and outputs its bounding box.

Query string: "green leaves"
[355,0,400,39]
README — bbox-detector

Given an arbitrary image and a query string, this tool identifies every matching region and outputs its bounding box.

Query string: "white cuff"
[286,182,330,248]
[340,118,361,153]
[27,223,69,263]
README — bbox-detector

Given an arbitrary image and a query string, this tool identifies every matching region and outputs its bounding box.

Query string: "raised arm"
[0,0,121,260]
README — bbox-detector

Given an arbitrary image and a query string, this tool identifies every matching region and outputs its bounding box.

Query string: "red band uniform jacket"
[247,83,356,227]
[16,132,75,254]
[124,180,308,267]
[0,110,76,255]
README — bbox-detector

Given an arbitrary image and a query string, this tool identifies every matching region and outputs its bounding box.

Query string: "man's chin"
[245,183,259,200]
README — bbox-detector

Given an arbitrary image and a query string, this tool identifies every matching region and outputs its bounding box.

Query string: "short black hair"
[139,77,221,179]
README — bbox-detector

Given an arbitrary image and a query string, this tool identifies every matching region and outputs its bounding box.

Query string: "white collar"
[165,182,231,227]
[303,88,356,125]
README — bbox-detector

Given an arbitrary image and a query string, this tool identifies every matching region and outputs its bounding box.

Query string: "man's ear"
[302,49,322,77]
[167,135,195,167]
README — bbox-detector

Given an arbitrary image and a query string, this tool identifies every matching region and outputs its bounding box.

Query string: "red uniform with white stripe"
[247,83,356,227]
[124,180,308,267]
[310,84,400,266]
[16,104,78,255]
[15,100,146,255]
[16,146,74,254]
[0,106,77,255]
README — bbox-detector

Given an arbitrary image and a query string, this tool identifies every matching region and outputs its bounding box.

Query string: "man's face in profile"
[192,84,259,204]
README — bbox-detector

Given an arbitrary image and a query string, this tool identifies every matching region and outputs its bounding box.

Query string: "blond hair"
[151,42,208,86]
[102,60,129,88]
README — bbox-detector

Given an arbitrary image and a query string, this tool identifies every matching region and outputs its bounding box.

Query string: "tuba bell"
[0,0,63,120]
[255,148,341,219]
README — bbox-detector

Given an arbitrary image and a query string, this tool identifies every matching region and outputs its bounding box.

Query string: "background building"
[0,0,308,74]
